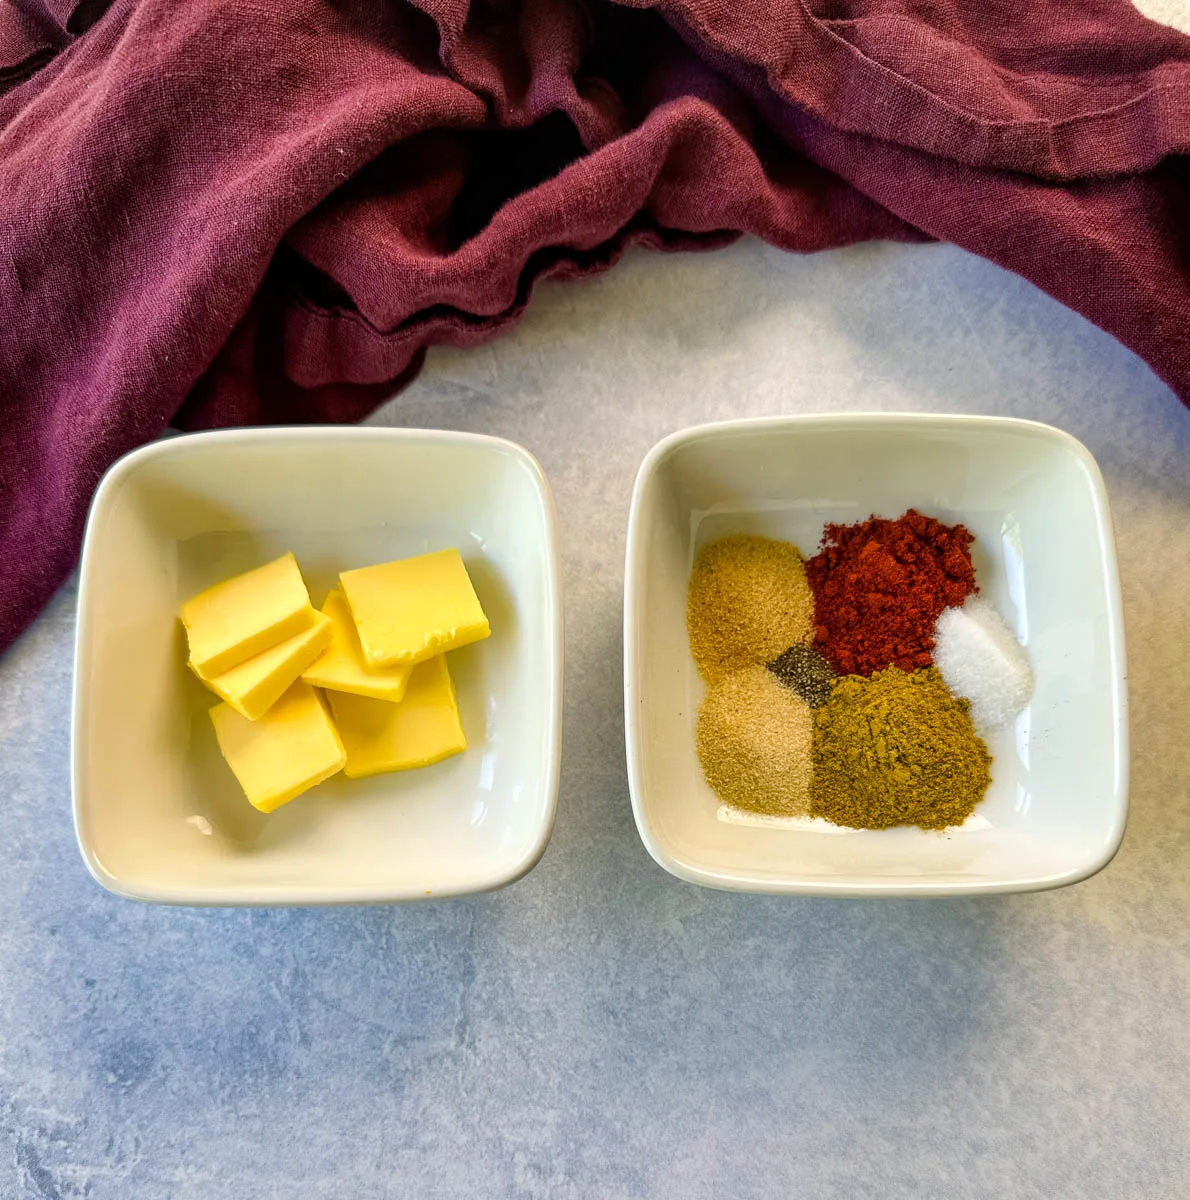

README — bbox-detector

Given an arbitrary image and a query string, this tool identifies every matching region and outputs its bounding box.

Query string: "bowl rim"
[622,411,1130,898]
[71,425,564,906]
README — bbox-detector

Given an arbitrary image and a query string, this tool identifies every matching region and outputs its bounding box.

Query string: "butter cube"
[339,548,490,669]
[192,609,332,721]
[182,552,312,676]
[326,655,467,779]
[301,588,411,702]
[210,680,346,812]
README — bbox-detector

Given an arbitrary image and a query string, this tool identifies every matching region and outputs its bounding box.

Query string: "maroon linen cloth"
[1,0,1188,653]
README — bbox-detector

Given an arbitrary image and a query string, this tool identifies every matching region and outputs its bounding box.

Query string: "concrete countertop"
[2,237,1188,1198]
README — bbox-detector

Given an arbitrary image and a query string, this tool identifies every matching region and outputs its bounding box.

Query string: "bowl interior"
[627,417,1127,895]
[74,430,559,902]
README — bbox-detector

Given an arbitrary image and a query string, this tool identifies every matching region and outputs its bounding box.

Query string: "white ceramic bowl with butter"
[624,413,1129,897]
[73,427,562,905]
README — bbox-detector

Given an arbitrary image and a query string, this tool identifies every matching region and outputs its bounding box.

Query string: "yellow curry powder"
[811,666,991,831]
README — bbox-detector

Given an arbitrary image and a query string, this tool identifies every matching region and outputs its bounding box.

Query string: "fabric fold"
[649,0,1190,177]
[0,0,1188,654]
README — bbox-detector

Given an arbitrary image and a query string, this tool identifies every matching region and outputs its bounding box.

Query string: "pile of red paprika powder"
[805,510,976,677]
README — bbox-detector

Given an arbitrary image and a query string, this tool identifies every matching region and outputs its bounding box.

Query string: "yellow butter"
[339,548,490,669]
[210,680,346,813]
[301,588,411,702]
[181,552,312,676]
[192,608,332,721]
[326,655,467,779]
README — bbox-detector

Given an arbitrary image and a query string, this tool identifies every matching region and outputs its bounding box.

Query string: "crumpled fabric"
[1,0,1188,653]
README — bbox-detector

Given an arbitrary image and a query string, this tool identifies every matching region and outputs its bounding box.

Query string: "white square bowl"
[624,413,1128,897]
[73,427,562,905]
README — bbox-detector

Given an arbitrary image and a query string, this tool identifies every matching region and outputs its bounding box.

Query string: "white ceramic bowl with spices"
[73,427,563,905]
[623,413,1128,897]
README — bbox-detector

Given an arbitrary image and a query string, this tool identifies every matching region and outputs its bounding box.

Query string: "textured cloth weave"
[1,0,1188,651]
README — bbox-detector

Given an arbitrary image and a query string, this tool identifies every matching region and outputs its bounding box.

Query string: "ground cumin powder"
[687,535,814,680]
[811,666,991,830]
[697,664,813,816]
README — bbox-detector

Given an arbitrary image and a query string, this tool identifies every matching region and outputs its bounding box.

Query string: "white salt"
[934,596,1033,731]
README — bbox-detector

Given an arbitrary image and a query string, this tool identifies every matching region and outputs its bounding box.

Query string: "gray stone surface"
[2,238,1188,1198]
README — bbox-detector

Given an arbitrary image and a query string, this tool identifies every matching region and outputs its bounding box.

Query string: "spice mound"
[934,596,1033,730]
[806,510,976,676]
[811,667,991,831]
[687,515,1023,833]
[687,534,814,679]
[697,664,813,817]
[768,644,835,708]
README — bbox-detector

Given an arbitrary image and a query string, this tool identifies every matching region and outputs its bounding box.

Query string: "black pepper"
[768,644,835,708]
